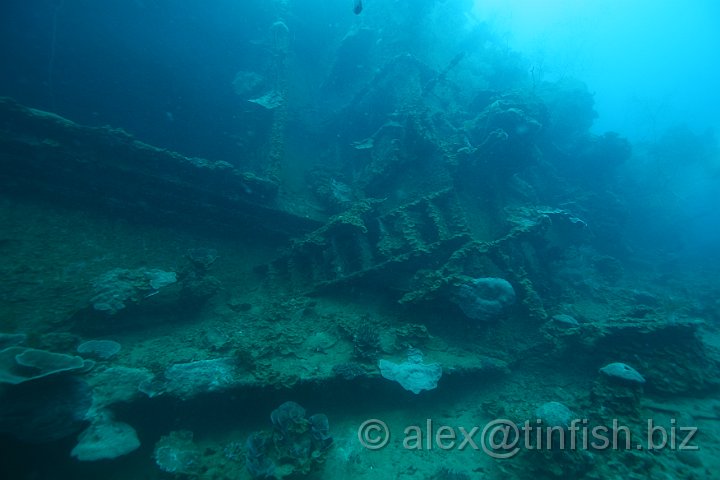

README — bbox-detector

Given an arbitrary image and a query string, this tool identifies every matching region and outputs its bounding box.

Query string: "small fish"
[353,0,363,15]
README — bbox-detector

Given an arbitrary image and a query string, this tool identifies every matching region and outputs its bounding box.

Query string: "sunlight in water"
[472,0,720,140]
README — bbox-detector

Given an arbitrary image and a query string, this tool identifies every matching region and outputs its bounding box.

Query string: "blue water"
[1,1,719,479]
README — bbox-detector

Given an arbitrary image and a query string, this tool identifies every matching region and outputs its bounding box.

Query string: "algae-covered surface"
[2,154,719,479]
[1,1,719,479]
